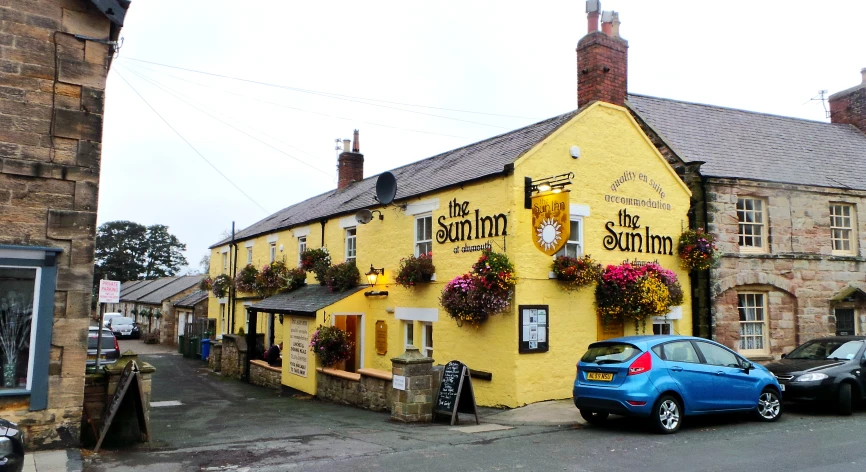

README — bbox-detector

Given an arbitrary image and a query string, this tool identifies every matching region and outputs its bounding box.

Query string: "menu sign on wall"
[289,318,309,377]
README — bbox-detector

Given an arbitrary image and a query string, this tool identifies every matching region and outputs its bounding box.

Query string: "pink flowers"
[440,250,516,326]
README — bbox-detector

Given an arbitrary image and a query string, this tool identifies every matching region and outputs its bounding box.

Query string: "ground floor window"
[0,267,37,391]
[835,308,856,336]
[653,320,673,335]
[422,322,433,359]
[404,321,414,349]
[738,292,767,354]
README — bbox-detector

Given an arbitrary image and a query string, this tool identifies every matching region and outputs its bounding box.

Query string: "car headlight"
[794,373,828,382]
[0,437,13,456]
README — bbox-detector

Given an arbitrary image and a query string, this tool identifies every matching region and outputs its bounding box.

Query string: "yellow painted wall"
[209,102,693,408]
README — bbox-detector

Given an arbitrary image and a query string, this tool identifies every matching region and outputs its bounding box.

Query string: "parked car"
[765,336,866,415]
[87,327,120,367]
[101,312,123,328]
[0,417,24,472]
[573,335,782,434]
[108,317,140,339]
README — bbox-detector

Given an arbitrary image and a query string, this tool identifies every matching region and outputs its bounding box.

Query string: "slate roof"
[250,285,366,314]
[119,280,147,296]
[211,111,579,248]
[137,276,203,304]
[174,290,209,308]
[120,278,172,301]
[627,94,866,191]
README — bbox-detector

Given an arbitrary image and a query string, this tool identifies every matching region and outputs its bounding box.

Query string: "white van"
[102,313,123,327]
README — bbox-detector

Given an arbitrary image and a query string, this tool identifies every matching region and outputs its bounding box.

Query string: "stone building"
[0,0,128,449]
[572,3,866,359]
[173,289,210,344]
[110,276,203,345]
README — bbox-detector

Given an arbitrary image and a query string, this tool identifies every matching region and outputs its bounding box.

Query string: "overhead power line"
[120,57,531,128]
[113,69,270,215]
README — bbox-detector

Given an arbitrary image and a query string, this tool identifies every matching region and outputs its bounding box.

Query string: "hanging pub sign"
[531,191,570,255]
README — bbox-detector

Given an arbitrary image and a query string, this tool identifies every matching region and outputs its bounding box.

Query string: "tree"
[94,221,188,284]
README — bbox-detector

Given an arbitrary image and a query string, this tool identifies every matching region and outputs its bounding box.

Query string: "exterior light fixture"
[278,313,284,324]
[523,172,576,208]
[365,265,388,297]
[552,186,563,194]
[537,182,552,192]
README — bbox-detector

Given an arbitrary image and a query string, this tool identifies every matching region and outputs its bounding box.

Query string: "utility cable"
[113,69,270,215]
[121,61,475,140]
[120,64,335,177]
[120,57,524,129]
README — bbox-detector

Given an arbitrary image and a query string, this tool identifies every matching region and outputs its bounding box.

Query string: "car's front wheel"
[837,382,853,416]
[579,409,609,425]
[755,388,782,422]
[652,395,681,434]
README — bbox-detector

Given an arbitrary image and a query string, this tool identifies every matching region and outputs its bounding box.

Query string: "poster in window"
[518,305,549,353]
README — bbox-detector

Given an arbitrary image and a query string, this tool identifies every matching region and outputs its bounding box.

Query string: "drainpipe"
[320,220,326,248]
[229,222,236,335]
[701,174,713,340]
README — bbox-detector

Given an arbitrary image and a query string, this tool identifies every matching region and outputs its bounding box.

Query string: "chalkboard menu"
[434,360,479,426]
[95,360,150,452]
[519,305,549,353]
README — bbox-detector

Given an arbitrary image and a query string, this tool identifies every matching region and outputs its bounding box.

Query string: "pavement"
[30,338,584,471]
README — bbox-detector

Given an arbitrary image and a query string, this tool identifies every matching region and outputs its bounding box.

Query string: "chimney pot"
[586,0,600,32]
[342,139,351,153]
[611,11,621,37]
[352,129,360,152]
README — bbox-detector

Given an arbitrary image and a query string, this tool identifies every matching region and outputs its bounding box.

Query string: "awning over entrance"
[829,286,866,303]
[249,285,366,316]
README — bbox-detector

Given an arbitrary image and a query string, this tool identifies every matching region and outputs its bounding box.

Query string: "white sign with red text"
[98,280,120,304]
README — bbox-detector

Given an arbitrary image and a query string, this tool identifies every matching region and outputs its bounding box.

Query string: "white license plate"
[780,384,785,392]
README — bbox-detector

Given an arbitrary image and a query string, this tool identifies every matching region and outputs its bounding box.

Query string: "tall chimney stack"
[577,2,628,109]
[337,129,364,190]
[829,68,866,134]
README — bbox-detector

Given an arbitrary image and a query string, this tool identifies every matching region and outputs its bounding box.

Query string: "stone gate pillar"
[391,346,434,423]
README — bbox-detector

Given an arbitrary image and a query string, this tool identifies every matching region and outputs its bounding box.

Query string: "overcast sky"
[98,0,866,275]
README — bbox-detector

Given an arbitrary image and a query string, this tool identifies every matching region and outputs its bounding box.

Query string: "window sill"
[0,388,30,397]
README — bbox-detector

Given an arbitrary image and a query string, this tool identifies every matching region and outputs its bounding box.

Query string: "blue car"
[573,335,782,433]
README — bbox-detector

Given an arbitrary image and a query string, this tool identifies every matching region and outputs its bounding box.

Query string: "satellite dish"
[375,171,397,205]
[355,209,373,225]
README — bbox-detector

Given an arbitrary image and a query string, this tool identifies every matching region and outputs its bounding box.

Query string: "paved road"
[85,342,866,471]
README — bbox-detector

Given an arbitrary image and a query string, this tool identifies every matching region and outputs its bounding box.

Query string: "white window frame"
[830,203,856,255]
[737,197,768,253]
[246,247,253,265]
[737,292,768,355]
[269,243,277,263]
[554,216,584,259]
[221,252,228,272]
[298,236,307,266]
[414,214,433,257]
[404,321,415,349]
[421,322,433,359]
[220,303,227,335]
[652,320,673,335]
[345,227,357,263]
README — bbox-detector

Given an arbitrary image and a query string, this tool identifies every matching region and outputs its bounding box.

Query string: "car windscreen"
[581,343,640,364]
[87,333,115,349]
[786,340,864,360]
[113,317,134,325]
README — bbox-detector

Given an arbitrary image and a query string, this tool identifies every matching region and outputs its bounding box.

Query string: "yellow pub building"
[206,8,694,408]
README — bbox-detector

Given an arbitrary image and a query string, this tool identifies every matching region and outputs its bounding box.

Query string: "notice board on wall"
[519,305,549,353]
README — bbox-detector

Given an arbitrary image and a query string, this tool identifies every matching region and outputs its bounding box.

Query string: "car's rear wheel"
[652,395,681,434]
[755,388,782,422]
[579,409,609,425]
[837,382,853,416]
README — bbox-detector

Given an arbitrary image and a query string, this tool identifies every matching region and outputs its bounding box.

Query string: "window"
[298,237,307,265]
[0,267,38,392]
[345,227,356,263]
[269,243,277,263]
[653,320,672,335]
[830,204,855,254]
[220,304,227,334]
[661,341,700,363]
[737,198,767,251]
[222,252,228,272]
[246,247,253,265]
[555,218,583,258]
[404,322,414,349]
[738,293,767,353]
[415,214,432,257]
[422,322,433,359]
[835,308,856,336]
[695,342,741,367]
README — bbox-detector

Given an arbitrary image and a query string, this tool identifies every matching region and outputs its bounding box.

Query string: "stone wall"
[316,368,393,412]
[0,0,121,449]
[219,334,263,380]
[249,360,281,390]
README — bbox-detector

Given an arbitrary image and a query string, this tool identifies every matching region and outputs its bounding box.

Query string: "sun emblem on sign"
[535,217,563,251]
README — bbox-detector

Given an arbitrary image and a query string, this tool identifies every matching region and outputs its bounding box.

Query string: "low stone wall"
[316,368,393,412]
[250,360,281,390]
[210,343,222,372]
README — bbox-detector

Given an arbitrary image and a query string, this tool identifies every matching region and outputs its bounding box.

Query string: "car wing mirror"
[742,361,753,372]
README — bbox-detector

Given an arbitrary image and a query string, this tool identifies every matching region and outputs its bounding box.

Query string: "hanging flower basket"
[324,261,360,292]
[439,249,516,327]
[255,261,289,297]
[300,248,331,283]
[551,254,603,291]
[309,325,353,367]
[395,252,435,288]
[595,263,683,333]
[677,228,720,271]
[199,277,212,292]
[211,274,233,298]
[234,264,259,293]
[282,267,307,292]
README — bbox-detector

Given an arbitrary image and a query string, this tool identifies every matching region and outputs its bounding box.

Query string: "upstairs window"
[221,252,228,273]
[415,214,432,257]
[830,203,855,255]
[555,218,583,259]
[737,198,767,252]
[345,228,356,263]
[269,243,276,263]
[246,247,253,265]
[298,236,307,266]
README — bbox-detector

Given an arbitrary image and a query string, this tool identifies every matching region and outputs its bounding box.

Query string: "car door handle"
[671,366,683,372]
[716,371,724,375]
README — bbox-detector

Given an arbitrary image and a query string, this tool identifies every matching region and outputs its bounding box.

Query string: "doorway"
[333,314,363,372]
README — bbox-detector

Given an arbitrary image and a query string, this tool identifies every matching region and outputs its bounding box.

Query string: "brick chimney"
[829,68,866,134]
[577,1,628,109]
[337,129,364,189]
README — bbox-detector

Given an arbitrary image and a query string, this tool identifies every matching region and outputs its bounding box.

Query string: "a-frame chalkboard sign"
[94,360,150,452]
[434,360,479,426]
